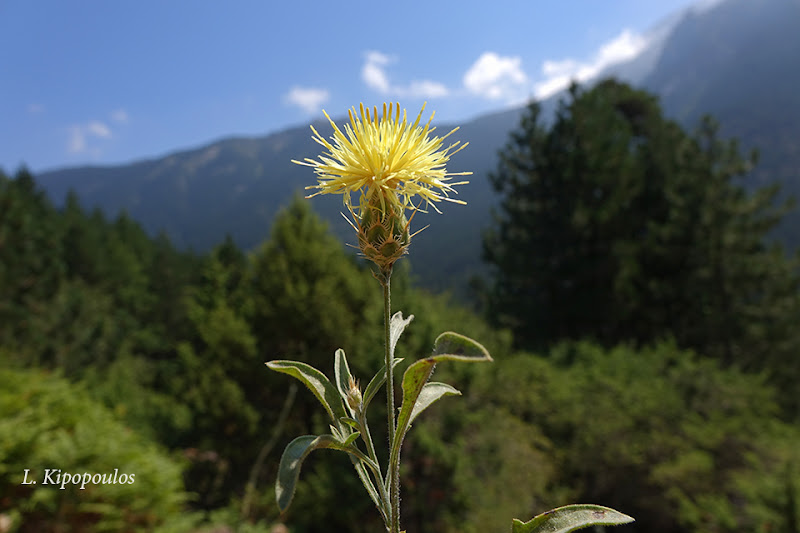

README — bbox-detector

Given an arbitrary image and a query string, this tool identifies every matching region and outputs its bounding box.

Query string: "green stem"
[358,412,381,483]
[383,275,395,444]
[357,411,390,520]
[381,269,400,533]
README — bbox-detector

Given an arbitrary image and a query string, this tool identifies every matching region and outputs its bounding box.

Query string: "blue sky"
[1,0,711,172]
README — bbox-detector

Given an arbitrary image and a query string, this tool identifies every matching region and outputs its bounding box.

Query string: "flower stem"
[383,274,395,444]
[380,268,400,533]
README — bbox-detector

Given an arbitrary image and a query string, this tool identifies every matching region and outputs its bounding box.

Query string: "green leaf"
[342,431,361,446]
[363,357,403,410]
[334,348,352,403]
[389,311,414,357]
[511,504,634,533]
[266,360,348,424]
[339,416,360,429]
[408,382,461,425]
[275,435,339,512]
[393,359,436,455]
[432,331,493,362]
[275,434,378,513]
[391,332,492,464]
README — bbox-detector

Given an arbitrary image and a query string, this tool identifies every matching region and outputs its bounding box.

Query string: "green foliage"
[0,366,188,531]
[81,354,194,443]
[16,280,121,374]
[0,168,65,351]
[483,79,800,415]
[3,165,798,532]
[401,352,567,533]
[390,261,513,379]
[452,342,799,533]
[248,196,383,375]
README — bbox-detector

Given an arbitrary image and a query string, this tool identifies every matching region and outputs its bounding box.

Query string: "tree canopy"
[3,88,800,533]
[483,80,800,414]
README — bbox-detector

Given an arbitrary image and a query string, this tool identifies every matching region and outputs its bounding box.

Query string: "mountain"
[637,0,800,247]
[36,107,527,293]
[35,0,800,294]
[642,0,800,189]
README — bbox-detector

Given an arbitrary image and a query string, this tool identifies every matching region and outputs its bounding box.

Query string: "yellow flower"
[293,102,470,217]
[294,102,470,275]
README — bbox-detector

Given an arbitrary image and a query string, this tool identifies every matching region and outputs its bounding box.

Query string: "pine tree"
[247,196,381,374]
[0,168,65,351]
[483,80,800,413]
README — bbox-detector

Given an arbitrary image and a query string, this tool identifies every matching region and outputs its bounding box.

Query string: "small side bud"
[346,376,363,413]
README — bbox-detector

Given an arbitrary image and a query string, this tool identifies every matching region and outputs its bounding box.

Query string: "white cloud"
[66,109,130,157]
[533,29,647,100]
[361,50,450,99]
[463,52,529,102]
[286,86,331,114]
[87,121,111,138]
[596,29,646,67]
[68,126,87,154]
[363,50,392,93]
[67,120,113,155]
[407,80,449,98]
[111,109,128,123]
[28,103,45,113]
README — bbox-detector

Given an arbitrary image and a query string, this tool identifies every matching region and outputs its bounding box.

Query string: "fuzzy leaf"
[334,348,352,403]
[389,312,414,358]
[395,358,436,450]
[408,382,461,425]
[266,360,347,424]
[275,434,378,513]
[432,331,493,361]
[511,504,634,533]
[275,435,340,512]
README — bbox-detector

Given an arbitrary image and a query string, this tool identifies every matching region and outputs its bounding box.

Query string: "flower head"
[294,102,470,217]
[294,102,470,275]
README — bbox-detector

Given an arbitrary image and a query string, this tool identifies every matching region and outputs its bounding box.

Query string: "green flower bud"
[357,191,411,275]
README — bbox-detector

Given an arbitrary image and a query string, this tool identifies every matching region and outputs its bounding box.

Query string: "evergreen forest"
[2,80,799,533]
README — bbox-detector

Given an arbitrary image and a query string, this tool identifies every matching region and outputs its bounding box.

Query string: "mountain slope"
[37,107,526,292]
[640,0,800,245]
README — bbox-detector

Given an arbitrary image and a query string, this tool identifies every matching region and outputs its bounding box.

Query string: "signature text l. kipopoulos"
[21,469,135,490]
